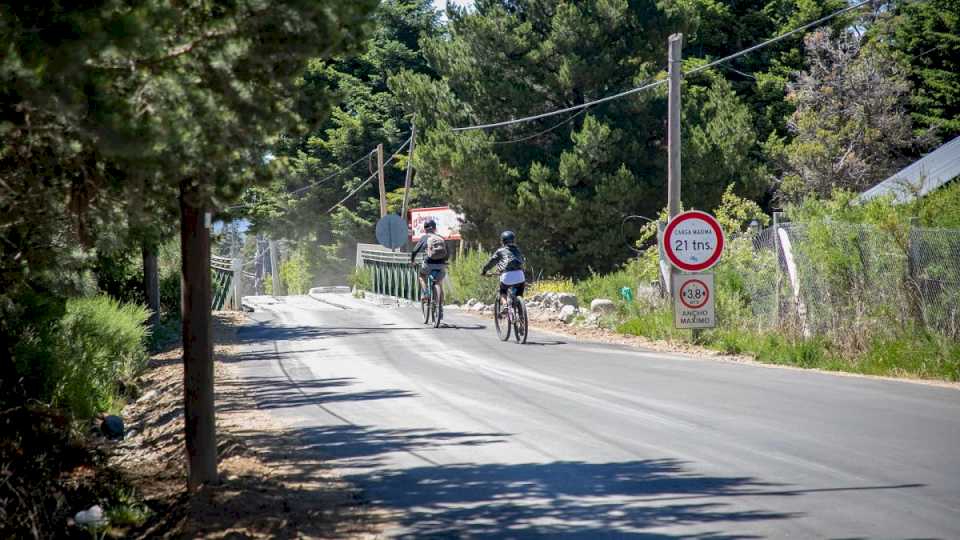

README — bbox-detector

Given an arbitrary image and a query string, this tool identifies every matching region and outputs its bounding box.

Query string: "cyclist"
[410,219,449,300]
[480,230,526,310]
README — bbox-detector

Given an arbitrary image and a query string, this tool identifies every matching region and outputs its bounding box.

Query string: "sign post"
[663,210,724,333]
[673,273,715,329]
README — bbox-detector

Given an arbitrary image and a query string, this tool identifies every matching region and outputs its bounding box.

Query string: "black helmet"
[500,230,516,245]
[424,219,437,232]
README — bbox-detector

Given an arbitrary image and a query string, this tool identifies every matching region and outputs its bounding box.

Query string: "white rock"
[557,293,578,308]
[559,305,577,324]
[590,298,617,315]
[470,302,486,312]
[137,389,158,403]
[466,298,478,308]
[75,505,105,527]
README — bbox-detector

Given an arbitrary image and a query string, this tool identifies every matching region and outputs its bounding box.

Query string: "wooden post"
[269,238,281,295]
[179,181,217,489]
[667,33,683,301]
[401,120,416,219]
[377,142,387,217]
[142,241,161,332]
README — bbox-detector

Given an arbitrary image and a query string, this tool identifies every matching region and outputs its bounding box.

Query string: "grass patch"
[621,318,960,381]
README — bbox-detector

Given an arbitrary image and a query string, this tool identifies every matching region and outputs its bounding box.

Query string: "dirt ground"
[108,312,386,539]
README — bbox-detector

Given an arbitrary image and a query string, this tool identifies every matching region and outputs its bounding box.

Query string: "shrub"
[529,277,575,295]
[14,296,150,420]
[280,248,312,295]
[349,266,373,293]
[446,249,497,304]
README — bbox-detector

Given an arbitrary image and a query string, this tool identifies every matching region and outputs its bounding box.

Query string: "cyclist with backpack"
[480,230,526,310]
[410,219,449,300]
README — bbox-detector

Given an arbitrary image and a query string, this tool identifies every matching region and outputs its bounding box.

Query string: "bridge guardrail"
[357,243,425,302]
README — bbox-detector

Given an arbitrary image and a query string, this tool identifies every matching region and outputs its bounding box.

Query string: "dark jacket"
[410,233,448,264]
[482,245,525,274]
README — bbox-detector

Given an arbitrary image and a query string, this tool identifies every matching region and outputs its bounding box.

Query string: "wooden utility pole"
[667,33,683,300]
[400,119,416,219]
[179,181,217,489]
[377,142,387,217]
[668,33,683,221]
[269,238,281,295]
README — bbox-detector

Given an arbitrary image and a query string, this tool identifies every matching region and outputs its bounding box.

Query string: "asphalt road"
[233,293,960,539]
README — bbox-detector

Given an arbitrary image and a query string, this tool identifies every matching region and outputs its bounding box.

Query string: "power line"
[289,149,376,196]
[325,136,412,214]
[452,0,874,132]
[684,0,873,78]
[489,107,590,145]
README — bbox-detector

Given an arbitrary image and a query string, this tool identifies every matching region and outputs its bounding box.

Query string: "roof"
[856,135,960,204]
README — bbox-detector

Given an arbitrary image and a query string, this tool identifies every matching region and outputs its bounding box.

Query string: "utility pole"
[179,182,217,489]
[400,118,416,220]
[667,33,683,300]
[377,142,387,218]
[269,238,281,296]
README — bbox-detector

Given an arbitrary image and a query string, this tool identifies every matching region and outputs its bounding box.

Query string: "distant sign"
[674,273,715,329]
[409,206,463,241]
[375,214,408,249]
[663,210,725,272]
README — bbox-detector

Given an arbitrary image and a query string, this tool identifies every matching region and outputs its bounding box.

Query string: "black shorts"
[500,282,525,297]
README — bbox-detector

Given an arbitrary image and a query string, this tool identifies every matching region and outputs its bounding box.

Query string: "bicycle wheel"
[494,296,510,341]
[513,297,528,344]
[421,278,432,324]
[432,282,443,328]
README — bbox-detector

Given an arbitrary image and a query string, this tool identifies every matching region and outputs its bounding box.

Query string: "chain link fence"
[740,220,960,342]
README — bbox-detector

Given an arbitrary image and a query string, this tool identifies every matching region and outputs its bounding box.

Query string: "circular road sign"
[375,214,408,249]
[663,210,725,272]
[678,278,710,309]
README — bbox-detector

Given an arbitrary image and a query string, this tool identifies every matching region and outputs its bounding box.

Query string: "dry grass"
[108,312,386,539]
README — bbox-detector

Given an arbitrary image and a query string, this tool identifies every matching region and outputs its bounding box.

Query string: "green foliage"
[447,250,497,304]
[158,238,182,318]
[529,278,576,296]
[13,296,150,420]
[280,248,313,295]
[349,266,374,293]
[872,0,960,140]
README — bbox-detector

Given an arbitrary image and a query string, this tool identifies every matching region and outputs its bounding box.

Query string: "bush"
[14,296,150,420]
[280,248,312,295]
[529,277,575,296]
[348,266,373,293]
[447,249,497,304]
[158,238,181,318]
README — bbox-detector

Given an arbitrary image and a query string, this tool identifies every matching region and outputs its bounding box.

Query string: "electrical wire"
[489,107,590,145]
[325,136,412,214]
[452,0,874,132]
[289,149,377,196]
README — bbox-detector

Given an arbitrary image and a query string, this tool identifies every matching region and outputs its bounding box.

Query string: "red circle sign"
[678,278,710,309]
[663,210,725,272]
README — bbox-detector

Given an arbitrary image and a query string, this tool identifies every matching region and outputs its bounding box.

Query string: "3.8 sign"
[663,210,725,272]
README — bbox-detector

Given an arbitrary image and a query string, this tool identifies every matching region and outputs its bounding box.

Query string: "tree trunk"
[142,242,161,333]
[180,181,218,489]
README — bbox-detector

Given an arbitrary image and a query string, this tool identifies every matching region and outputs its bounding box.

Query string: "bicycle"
[419,266,444,328]
[490,279,528,344]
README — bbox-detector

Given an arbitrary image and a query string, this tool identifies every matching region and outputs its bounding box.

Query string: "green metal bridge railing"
[357,243,425,302]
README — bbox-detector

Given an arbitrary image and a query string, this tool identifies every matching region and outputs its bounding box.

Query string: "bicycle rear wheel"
[421,278,432,324]
[494,296,510,341]
[432,283,443,328]
[513,297,528,344]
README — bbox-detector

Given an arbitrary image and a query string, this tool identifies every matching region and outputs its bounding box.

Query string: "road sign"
[409,206,463,241]
[673,273,715,328]
[375,214,408,249]
[663,210,725,272]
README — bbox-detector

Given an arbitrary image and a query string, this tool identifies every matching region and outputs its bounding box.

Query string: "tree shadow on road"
[229,421,805,539]
[216,375,417,414]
